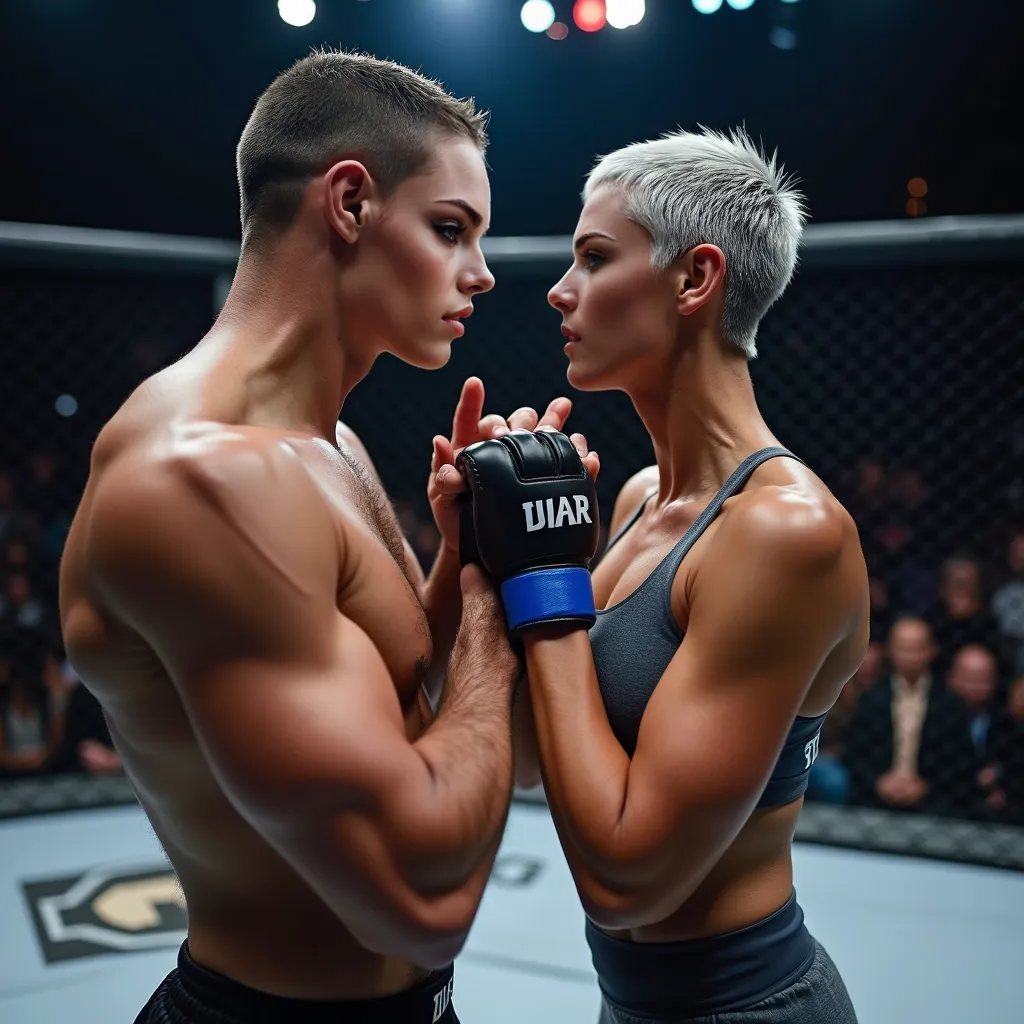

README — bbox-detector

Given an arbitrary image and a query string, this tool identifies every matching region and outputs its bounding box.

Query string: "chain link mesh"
[1,244,1022,868]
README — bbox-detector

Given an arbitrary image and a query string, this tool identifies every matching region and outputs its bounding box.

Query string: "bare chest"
[299,442,432,700]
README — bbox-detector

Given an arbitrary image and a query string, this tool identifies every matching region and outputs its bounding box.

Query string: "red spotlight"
[547,21,569,39]
[573,0,607,32]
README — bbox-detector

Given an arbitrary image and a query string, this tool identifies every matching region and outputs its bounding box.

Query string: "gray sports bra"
[588,448,826,809]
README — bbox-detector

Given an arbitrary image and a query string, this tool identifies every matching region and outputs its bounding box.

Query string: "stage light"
[692,0,724,13]
[278,0,315,27]
[908,177,929,198]
[573,0,607,32]
[521,1,556,33]
[769,26,796,49]
[55,395,78,418]
[780,0,800,3]
[547,21,569,39]
[607,0,645,29]
[726,0,756,10]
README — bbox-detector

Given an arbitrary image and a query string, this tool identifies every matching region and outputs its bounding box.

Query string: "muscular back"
[59,366,439,998]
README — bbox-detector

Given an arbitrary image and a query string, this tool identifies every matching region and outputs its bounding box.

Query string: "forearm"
[523,629,633,886]
[265,648,515,966]
[524,631,757,927]
[410,635,517,890]
[421,545,463,695]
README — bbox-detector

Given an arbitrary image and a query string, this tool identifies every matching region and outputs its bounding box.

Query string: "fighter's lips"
[444,306,473,337]
[561,325,582,342]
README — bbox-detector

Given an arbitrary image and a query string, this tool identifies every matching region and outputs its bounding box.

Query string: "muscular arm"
[523,494,861,929]
[511,466,658,792]
[87,441,517,967]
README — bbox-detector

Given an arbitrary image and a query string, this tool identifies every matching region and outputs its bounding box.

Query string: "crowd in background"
[2,448,1023,825]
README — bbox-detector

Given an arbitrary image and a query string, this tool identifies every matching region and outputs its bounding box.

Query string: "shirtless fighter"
[453,129,868,1022]
[58,51,584,1024]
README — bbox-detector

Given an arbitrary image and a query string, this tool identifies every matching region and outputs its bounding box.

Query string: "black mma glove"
[456,429,600,634]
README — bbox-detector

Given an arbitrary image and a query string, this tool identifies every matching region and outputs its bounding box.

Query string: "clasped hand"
[428,376,600,556]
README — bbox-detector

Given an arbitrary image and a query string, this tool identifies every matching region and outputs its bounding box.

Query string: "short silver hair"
[583,127,807,358]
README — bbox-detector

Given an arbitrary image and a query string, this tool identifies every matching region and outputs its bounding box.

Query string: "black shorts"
[588,892,857,1023]
[134,941,460,1023]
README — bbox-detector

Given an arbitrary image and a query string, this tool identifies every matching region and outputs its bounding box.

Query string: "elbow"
[356,898,475,969]
[580,889,656,931]
[575,869,648,931]
[580,889,687,932]
[575,864,696,931]
[406,895,478,968]
[361,926,469,971]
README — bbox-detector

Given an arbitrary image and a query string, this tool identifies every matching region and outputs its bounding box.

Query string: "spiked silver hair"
[584,127,807,358]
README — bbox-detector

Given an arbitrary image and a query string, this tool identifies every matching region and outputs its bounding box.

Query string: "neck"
[627,329,778,503]
[199,230,374,439]
[899,671,929,688]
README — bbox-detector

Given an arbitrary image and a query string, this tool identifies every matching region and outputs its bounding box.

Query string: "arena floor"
[0,800,1020,1024]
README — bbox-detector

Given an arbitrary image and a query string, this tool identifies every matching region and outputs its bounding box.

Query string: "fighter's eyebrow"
[574,231,616,251]
[437,198,483,228]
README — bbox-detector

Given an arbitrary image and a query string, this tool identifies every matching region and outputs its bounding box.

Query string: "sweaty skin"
[515,181,871,943]
[59,353,521,1000]
[525,458,869,941]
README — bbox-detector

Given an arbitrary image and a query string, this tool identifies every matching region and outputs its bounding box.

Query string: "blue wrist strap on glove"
[500,566,596,633]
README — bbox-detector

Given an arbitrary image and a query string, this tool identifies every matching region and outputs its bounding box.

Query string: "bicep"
[621,518,849,869]
[90,450,430,837]
[179,613,417,822]
[177,614,480,957]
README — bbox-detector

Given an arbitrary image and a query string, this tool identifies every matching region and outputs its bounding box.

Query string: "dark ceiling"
[1,0,1020,240]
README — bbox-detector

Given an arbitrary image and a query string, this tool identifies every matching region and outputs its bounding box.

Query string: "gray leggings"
[597,941,857,1024]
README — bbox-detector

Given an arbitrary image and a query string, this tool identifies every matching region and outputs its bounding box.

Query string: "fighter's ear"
[675,243,726,318]
[323,160,375,244]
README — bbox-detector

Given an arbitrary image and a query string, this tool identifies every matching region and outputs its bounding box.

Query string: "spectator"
[0,571,45,630]
[24,453,71,604]
[945,645,1016,815]
[45,654,121,776]
[845,458,889,569]
[2,572,49,687]
[882,468,936,614]
[807,643,885,805]
[991,531,1024,672]
[868,574,893,642]
[927,557,1003,678]
[0,675,53,777]
[0,471,37,546]
[846,616,977,815]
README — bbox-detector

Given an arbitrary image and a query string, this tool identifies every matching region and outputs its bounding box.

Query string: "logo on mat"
[22,864,185,963]
[523,496,592,532]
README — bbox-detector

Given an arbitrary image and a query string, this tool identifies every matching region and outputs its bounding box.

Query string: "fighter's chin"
[565,355,608,392]
[393,337,453,371]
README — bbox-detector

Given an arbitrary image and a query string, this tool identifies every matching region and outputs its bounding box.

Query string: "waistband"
[585,891,815,1017]
[163,941,456,1023]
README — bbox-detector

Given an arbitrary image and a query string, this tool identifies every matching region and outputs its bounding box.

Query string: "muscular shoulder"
[718,484,851,575]
[87,426,337,606]
[702,484,860,618]
[609,465,659,535]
